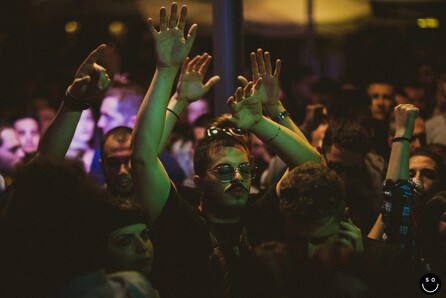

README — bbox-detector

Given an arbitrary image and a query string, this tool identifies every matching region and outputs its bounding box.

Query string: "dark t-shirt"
[151,183,281,297]
[151,184,211,297]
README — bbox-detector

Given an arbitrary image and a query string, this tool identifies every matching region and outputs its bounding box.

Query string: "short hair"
[104,82,144,119]
[100,126,133,159]
[322,119,371,154]
[411,144,446,185]
[279,163,345,223]
[12,113,40,129]
[207,113,251,147]
[193,133,250,177]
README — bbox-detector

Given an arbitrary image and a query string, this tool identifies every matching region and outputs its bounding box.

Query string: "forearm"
[386,141,410,180]
[264,102,308,141]
[158,93,188,154]
[250,116,320,168]
[133,66,178,162]
[36,102,82,161]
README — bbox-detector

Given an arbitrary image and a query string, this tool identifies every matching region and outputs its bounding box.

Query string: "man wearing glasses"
[131,4,320,297]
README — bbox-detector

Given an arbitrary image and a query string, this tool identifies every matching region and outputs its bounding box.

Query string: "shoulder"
[108,271,158,298]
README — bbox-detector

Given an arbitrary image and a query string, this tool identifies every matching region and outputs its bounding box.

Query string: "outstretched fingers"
[159,6,167,31]
[178,5,188,30]
[168,2,178,29]
[256,48,266,74]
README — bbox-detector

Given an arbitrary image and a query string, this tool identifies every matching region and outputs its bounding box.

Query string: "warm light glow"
[417,18,439,29]
[109,21,126,36]
[65,21,80,33]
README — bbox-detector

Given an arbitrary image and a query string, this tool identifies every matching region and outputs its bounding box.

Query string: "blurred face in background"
[72,109,96,148]
[367,83,394,121]
[98,96,126,135]
[187,98,209,125]
[14,117,40,155]
[0,128,25,173]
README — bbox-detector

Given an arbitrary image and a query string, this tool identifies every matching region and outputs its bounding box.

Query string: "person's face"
[284,215,340,258]
[410,118,426,152]
[107,223,154,277]
[73,109,95,145]
[0,128,25,173]
[409,155,439,194]
[187,99,209,124]
[198,146,252,220]
[101,136,133,198]
[98,96,125,135]
[37,107,56,134]
[14,118,40,154]
[367,83,394,121]
[324,145,364,180]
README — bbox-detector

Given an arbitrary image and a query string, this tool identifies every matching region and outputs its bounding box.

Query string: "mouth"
[135,257,151,266]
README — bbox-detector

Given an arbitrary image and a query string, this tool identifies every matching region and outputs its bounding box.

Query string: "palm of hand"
[233,95,263,129]
[155,29,188,67]
[253,74,279,105]
[178,72,206,102]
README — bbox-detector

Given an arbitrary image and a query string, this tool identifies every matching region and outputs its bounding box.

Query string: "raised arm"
[368,104,419,240]
[132,3,196,220]
[239,49,307,142]
[228,79,320,169]
[158,53,220,153]
[36,45,109,161]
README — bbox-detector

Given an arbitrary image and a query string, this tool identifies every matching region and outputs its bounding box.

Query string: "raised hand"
[393,104,419,139]
[175,53,220,102]
[238,48,281,106]
[227,79,263,130]
[338,219,364,252]
[147,2,197,68]
[68,44,110,101]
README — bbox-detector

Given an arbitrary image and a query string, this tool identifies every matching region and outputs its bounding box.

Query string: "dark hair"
[103,199,149,235]
[1,159,115,294]
[322,119,371,154]
[207,113,251,147]
[411,145,446,185]
[12,113,40,130]
[193,133,250,177]
[100,126,133,159]
[279,163,345,223]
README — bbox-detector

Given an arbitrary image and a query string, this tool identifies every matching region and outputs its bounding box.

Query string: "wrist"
[264,101,284,116]
[63,89,90,111]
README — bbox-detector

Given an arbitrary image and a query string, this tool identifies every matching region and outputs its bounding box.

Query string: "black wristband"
[63,91,90,111]
[392,136,411,143]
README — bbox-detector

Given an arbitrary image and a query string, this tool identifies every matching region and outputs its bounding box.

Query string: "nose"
[231,168,243,182]
[119,163,129,175]
[414,170,422,181]
[135,237,148,253]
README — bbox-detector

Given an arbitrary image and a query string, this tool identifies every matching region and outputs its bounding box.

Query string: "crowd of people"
[1,2,446,297]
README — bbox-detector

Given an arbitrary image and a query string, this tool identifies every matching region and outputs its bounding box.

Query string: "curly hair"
[279,163,345,223]
[322,119,371,154]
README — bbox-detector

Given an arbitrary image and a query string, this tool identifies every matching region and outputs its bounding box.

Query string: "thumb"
[203,75,221,91]
[70,76,91,95]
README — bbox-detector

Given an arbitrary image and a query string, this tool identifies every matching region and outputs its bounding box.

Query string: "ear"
[193,175,204,191]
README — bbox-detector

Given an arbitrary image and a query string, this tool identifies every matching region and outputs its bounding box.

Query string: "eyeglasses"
[205,126,247,138]
[208,163,256,183]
